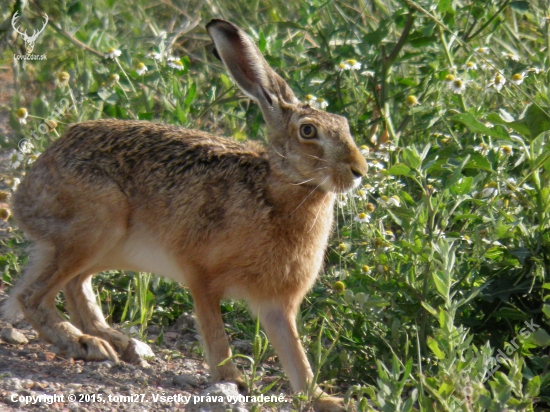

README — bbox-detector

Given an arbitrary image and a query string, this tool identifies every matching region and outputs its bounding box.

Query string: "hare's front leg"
[259,304,345,412]
[191,289,246,390]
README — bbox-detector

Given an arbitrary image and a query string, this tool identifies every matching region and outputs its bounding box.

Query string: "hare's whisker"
[290,175,331,215]
[271,145,287,159]
[291,178,316,186]
[307,192,331,233]
[304,154,337,166]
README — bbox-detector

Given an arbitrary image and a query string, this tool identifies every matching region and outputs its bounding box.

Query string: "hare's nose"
[351,167,364,179]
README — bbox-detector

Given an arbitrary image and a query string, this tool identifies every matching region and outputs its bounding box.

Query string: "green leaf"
[465,153,493,172]
[421,301,438,317]
[521,104,550,139]
[432,270,450,299]
[487,113,530,137]
[437,0,452,13]
[427,336,446,360]
[138,112,155,121]
[184,82,196,107]
[450,176,473,195]
[402,147,422,169]
[451,113,508,139]
[387,164,411,176]
[487,105,550,140]
[527,328,550,347]
[525,375,541,398]
[175,102,187,125]
[510,1,529,12]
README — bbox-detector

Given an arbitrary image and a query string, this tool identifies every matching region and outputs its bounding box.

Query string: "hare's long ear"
[206,19,298,127]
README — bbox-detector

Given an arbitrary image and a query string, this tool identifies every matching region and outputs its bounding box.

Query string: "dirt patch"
[0,287,295,411]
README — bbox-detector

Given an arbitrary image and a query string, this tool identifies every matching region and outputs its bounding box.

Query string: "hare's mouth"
[319,174,362,194]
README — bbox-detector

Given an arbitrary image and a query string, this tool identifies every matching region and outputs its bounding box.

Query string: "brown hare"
[3,19,367,412]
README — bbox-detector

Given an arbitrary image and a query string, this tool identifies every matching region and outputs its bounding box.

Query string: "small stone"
[43,352,56,361]
[1,328,28,345]
[3,377,23,391]
[173,374,198,388]
[185,383,247,412]
[67,383,82,389]
[5,392,23,407]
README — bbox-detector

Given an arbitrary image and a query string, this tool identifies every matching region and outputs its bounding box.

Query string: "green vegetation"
[2,0,550,410]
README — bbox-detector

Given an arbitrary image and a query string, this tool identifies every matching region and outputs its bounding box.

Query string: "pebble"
[0,327,29,345]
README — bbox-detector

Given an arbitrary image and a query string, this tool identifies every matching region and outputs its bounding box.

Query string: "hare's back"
[42,120,269,194]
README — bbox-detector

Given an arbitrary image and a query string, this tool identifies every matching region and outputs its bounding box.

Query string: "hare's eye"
[300,124,317,139]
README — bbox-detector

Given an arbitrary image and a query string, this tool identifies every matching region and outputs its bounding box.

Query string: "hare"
[3,19,367,412]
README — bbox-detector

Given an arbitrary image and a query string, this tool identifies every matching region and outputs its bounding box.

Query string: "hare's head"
[207,20,367,193]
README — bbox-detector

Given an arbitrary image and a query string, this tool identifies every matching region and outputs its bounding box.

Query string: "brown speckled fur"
[3,20,367,412]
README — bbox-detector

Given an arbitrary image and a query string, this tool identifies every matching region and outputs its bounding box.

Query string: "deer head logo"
[11,11,48,54]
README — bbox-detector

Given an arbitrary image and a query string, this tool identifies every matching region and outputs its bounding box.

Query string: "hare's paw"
[54,334,119,363]
[214,363,247,393]
[313,395,345,412]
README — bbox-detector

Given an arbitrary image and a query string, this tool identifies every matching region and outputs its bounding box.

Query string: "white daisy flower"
[501,52,519,62]
[346,59,362,70]
[500,145,513,156]
[360,145,369,157]
[462,61,477,71]
[19,140,34,154]
[474,143,490,155]
[478,182,498,198]
[488,74,506,92]
[336,62,350,72]
[336,193,348,207]
[367,159,385,170]
[363,184,376,193]
[475,46,490,54]
[461,235,473,244]
[16,107,28,124]
[526,67,542,75]
[168,60,185,70]
[304,94,317,105]
[448,78,466,94]
[136,62,148,76]
[379,195,401,207]
[354,189,367,200]
[147,52,162,61]
[11,178,20,191]
[511,73,524,85]
[104,47,122,59]
[108,73,120,86]
[9,150,24,169]
[354,212,370,223]
[360,70,375,77]
[316,98,328,109]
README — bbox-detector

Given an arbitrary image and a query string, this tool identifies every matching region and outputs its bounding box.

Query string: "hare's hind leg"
[64,273,130,354]
[12,242,120,362]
